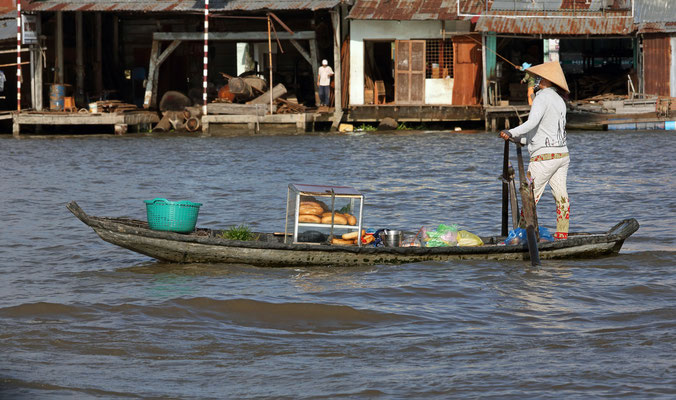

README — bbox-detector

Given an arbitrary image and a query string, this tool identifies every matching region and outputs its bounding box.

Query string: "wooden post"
[95,13,103,99]
[481,33,488,108]
[35,16,42,111]
[309,37,320,107]
[13,115,20,137]
[75,11,84,105]
[112,16,119,68]
[143,40,160,108]
[55,11,63,84]
[267,16,273,115]
[330,9,342,129]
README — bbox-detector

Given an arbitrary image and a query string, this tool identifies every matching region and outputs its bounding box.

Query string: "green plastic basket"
[144,198,202,233]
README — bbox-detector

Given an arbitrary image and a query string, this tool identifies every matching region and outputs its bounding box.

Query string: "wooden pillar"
[35,16,43,111]
[309,37,319,107]
[75,12,84,104]
[95,13,102,99]
[112,16,119,67]
[481,33,488,109]
[143,39,181,108]
[13,114,20,138]
[143,40,160,108]
[55,11,63,84]
[330,9,342,129]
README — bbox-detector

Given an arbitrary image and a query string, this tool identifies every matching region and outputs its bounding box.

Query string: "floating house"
[345,0,484,123]
[9,0,348,135]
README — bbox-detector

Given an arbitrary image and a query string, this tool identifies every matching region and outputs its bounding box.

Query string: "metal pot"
[382,229,402,247]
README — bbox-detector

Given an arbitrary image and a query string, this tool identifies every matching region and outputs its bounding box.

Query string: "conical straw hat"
[527,61,569,93]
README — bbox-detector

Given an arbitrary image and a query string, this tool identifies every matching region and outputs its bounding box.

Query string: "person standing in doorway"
[317,59,334,107]
[519,62,536,105]
[500,61,571,240]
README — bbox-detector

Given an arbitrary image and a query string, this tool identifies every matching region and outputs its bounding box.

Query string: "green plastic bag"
[424,224,459,247]
[457,230,484,247]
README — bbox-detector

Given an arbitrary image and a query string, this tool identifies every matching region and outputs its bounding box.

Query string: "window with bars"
[425,39,454,79]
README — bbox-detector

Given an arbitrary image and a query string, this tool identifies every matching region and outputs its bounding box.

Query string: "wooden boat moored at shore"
[67,201,639,267]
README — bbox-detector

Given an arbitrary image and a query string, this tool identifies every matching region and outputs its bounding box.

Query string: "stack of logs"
[153,106,203,133]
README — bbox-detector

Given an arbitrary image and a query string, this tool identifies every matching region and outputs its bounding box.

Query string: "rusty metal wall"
[643,34,671,96]
[474,12,634,35]
[24,0,340,13]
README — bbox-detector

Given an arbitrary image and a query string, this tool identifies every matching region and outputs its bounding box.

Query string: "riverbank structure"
[1,0,675,136]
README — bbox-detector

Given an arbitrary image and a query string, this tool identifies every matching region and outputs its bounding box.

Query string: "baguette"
[298,214,321,223]
[342,230,365,240]
[331,237,356,246]
[321,214,348,225]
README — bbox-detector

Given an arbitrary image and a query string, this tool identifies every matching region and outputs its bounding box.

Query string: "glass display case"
[285,183,364,245]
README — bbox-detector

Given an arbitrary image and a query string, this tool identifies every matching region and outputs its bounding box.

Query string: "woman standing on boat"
[499,61,571,240]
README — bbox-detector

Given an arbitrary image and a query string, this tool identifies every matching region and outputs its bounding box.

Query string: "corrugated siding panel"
[475,12,634,35]
[348,0,464,20]
[24,0,340,12]
[643,34,671,96]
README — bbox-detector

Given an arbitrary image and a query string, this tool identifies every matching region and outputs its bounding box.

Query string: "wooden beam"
[143,40,182,109]
[35,18,43,111]
[153,31,316,41]
[288,39,311,66]
[75,12,84,104]
[143,40,160,109]
[55,11,63,84]
[156,40,181,65]
[331,9,342,129]
[309,38,319,107]
[113,16,119,67]
[95,13,103,98]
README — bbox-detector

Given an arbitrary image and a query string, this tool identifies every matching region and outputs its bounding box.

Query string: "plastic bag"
[504,228,527,245]
[504,227,554,246]
[456,230,484,247]
[538,227,554,242]
[423,224,459,247]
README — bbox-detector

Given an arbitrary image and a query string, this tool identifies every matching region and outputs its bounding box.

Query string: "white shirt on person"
[508,87,568,157]
[318,66,334,86]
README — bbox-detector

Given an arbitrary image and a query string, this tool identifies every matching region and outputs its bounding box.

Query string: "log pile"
[153,107,202,133]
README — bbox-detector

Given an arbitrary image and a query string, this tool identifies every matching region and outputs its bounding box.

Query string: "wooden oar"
[503,134,541,266]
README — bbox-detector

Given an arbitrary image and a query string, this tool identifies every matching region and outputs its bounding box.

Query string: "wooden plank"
[17,113,123,124]
[153,31,316,41]
[207,103,273,116]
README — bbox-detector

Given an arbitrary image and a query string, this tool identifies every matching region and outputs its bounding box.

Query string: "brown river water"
[0,130,674,399]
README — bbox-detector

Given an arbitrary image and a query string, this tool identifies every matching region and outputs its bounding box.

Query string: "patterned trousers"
[528,154,570,239]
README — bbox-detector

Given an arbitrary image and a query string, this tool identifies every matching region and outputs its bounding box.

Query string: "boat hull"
[69,202,638,267]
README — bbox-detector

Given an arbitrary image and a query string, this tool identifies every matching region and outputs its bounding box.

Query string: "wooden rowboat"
[67,201,639,267]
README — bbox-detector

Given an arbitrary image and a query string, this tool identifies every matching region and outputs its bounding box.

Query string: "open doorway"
[364,41,394,105]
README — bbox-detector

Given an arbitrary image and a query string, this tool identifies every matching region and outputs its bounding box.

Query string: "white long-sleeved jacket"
[508,87,568,157]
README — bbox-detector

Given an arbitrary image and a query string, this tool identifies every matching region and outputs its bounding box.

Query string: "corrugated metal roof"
[23,0,340,13]
[475,11,635,35]
[634,0,676,33]
[348,0,467,20]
